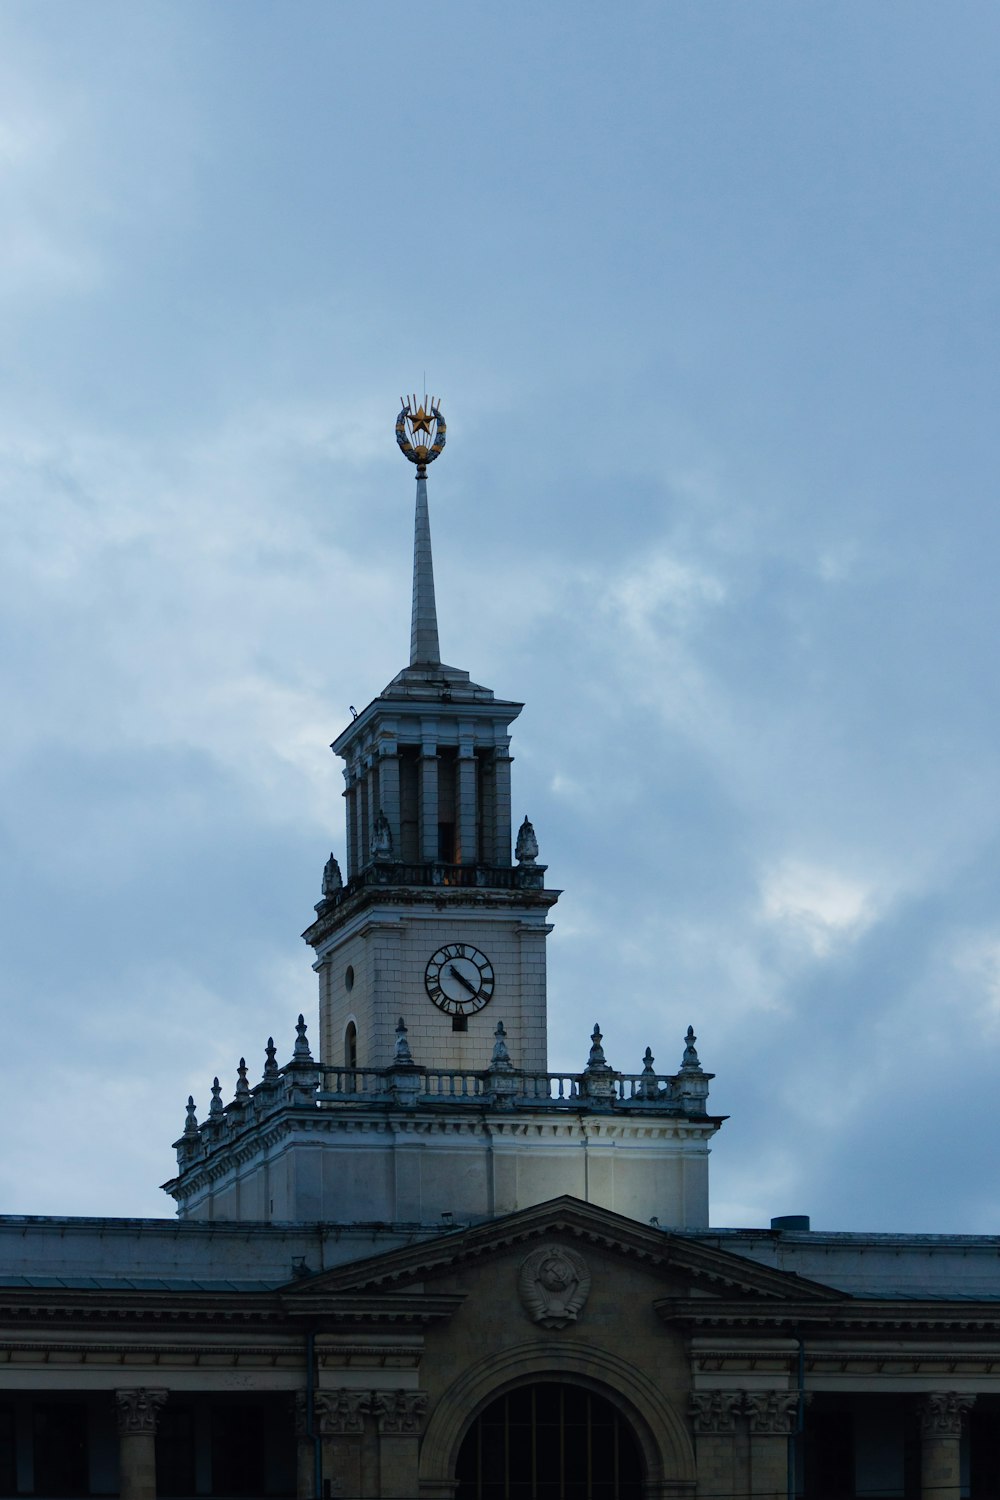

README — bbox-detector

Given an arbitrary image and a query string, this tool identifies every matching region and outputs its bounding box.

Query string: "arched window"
[345,1021,357,1070]
[455,1381,644,1500]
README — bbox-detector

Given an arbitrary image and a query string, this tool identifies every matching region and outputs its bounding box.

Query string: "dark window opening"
[156,1405,196,1497]
[456,1381,643,1500]
[438,821,456,862]
[345,1021,358,1069]
[33,1404,88,1497]
[453,1014,468,1032]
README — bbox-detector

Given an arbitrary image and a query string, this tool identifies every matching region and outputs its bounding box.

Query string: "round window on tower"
[345,965,355,991]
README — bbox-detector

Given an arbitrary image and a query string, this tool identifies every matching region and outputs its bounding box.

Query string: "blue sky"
[2,1,1000,1229]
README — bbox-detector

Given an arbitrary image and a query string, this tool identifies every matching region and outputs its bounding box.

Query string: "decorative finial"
[369,809,393,862]
[263,1037,279,1080]
[321,853,343,898]
[183,1096,199,1136]
[636,1046,659,1100]
[587,1024,607,1069]
[489,1020,515,1072]
[394,1016,414,1064]
[680,1025,702,1073]
[396,396,446,474]
[515,816,539,866]
[234,1059,250,1103]
[294,1014,313,1061]
[209,1077,224,1120]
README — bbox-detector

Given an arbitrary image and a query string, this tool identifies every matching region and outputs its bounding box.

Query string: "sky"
[1,0,1000,1232]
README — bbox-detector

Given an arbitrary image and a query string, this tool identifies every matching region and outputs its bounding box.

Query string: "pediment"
[282,1197,845,1307]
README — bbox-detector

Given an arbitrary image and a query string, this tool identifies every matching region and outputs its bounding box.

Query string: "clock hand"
[448,964,479,997]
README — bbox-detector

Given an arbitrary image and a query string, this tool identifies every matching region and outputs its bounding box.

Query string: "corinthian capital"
[745,1392,800,1435]
[919,1392,976,1437]
[115,1388,168,1435]
[690,1390,745,1433]
[371,1389,428,1435]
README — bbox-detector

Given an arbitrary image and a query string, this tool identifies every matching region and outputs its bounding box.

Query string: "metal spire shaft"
[410,471,441,665]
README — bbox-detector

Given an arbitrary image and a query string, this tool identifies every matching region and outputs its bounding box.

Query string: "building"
[1,401,999,1500]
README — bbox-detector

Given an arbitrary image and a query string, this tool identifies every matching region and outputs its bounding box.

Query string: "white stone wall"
[318,899,552,1075]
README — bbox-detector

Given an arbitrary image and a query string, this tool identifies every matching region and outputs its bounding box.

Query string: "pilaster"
[372,1390,428,1499]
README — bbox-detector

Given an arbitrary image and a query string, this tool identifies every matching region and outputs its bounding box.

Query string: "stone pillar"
[492,748,513,865]
[746,1393,797,1500]
[918,1392,975,1500]
[316,1390,368,1499]
[691,1392,747,1500]
[363,756,377,860]
[343,774,358,879]
[378,740,401,859]
[115,1389,167,1500]
[349,770,364,878]
[419,735,439,862]
[372,1390,428,1498]
[456,736,477,865]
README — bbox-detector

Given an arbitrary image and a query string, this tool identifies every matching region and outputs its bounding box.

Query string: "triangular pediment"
[281,1197,845,1306]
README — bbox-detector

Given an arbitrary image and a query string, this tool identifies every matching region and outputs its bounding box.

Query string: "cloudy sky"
[2,1,999,1233]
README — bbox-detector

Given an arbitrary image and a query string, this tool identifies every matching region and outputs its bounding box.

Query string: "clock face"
[425,943,495,1015]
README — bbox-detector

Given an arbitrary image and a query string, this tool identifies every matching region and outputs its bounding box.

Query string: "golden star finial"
[408,404,434,436]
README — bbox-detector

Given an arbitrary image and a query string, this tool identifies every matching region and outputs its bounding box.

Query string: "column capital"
[919,1391,976,1437]
[371,1389,428,1435]
[115,1388,168,1435]
[745,1391,799,1434]
[315,1388,369,1436]
[690,1390,744,1433]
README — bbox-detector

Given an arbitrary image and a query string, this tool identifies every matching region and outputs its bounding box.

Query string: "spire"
[396,396,447,667]
[410,470,441,665]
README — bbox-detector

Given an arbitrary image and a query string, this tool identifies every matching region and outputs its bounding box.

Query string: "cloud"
[759,858,882,959]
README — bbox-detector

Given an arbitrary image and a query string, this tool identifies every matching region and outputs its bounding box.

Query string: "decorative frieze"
[918,1391,976,1437]
[115,1388,168,1435]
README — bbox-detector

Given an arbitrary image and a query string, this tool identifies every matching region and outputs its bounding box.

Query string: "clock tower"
[166,397,720,1231]
[302,398,559,1076]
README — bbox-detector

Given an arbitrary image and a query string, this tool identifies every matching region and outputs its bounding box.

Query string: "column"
[372,1390,428,1498]
[115,1389,167,1500]
[919,1392,975,1500]
[363,756,377,861]
[746,1393,798,1500]
[419,724,439,862]
[691,1392,747,1500]
[378,739,401,860]
[456,732,477,866]
[492,747,513,864]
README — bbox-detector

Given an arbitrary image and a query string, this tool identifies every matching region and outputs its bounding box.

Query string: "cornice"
[660,1297,1000,1333]
[290,1197,840,1303]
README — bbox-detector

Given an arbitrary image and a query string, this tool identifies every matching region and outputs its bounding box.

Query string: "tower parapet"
[163,1015,721,1227]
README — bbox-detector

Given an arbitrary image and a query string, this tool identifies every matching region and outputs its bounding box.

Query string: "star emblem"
[408,404,435,436]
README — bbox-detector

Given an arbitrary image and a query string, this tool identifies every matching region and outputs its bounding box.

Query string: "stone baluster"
[115,1389,168,1500]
